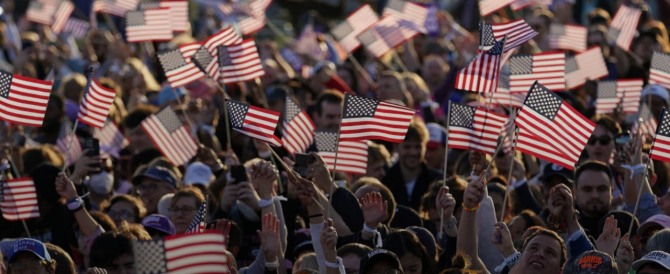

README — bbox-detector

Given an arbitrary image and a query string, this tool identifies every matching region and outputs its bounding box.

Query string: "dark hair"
[104,194,147,224]
[314,90,344,116]
[440,252,477,274]
[404,118,429,143]
[521,228,567,268]
[575,160,612,186]
[517,209,546,228]
[592,115,622,135]
[45,243,75,274]
[383,229,437,274]
[122,104,158,130]
[351,177,397,225]
[337,243,373,259]
[89,211,117,232]
[89,230,135,269]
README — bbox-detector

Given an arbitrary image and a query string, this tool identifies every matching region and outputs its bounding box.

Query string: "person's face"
[377,77,405,104]
[508,216,528,242]
[399,253,422,274]
[169,196,198,233]
[395,140,426,170]
[421,59,446,86]
[315,101,342,131]
[515,235,563,274]
[136,178,175,214]
[108,201,137,226]
[637,263,670,274]
[575,170,612,217]
[586,125,615,162]
[7,253,50,274]
[126,127,154,154]
[634,36,659,63]
[103,253,134,274]
[424,144,445,171]
[342,253,361,274]
[366,160,387,180]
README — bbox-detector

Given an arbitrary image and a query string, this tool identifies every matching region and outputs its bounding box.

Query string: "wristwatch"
[67,197,84,212]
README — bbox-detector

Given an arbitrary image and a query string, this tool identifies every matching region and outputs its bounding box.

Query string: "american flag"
[93,122,128,159]
[608,5,641,51]
[218,39,265,84]
[479,0,514,16]
[595,81,619,115]
[51,1,74,34]
[617,79,643,113]
[227,99,282,146]
[282,96,315,154]
[565,47,609,90]
[159,48,204,88]
[296,24,327,61]
[485,67,526,108]
[331,4,379,53]
[339,94,416,143]
[314,130,367,175]
[650,109,670,163]
[548,24,587,52]
[632,104,658,137]
[63,18,90,39]
[480,19,538,52]
[78,80,117,128]
[141,107,198,166]
[510,0,552,10]
[191,46,219,80]
[218,0,271,35]
[383,0,429,34]
[515,81,595,170]
[1,178,40,221]
[161,0,189,32]
[509,52,565,93]
[133,232,231,274]
[92,0,140,17]
[357,16,419,58]
[447,102,508,154]
[125,8,173,43]
[0,71,53,127]
[26,0,58,25]
[186,196,207,234]
[455,37,505,93]
[57,134,82,167]
[649,51,670,90]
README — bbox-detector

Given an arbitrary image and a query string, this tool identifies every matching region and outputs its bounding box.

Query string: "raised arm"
[55,173,102,254]
[456,175,489,272]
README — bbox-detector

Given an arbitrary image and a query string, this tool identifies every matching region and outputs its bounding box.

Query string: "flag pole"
[391,50,409,72]
[0,160,31,237]
[323,95,347,220]
[499,126,518,222]
[480,112,518,177]
[347,55,375,87]
[438,101,452,241]
[213,82,233,151]
[62,66,94,173]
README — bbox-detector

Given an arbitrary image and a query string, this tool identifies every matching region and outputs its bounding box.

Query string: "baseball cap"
[141,214,176,236]
[642,84,670,103]
[638,214,670,237]
[632,251,670,271]
[426,123,447,149]
[8,238,51,262]
[541,163,574,186]
[158,86,187,106]
[184,162,215,186]
[359,249,403,274]
[132,166,179,189]
[573,250,617,274]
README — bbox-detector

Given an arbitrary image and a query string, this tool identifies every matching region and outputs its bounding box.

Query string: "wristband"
[259,196,288,208]
[264,259,279,269]
[325,258,341,268]
[462,202,480,212]
[362,223,377,233]
[622,164,646,179]
[363,224,383,248]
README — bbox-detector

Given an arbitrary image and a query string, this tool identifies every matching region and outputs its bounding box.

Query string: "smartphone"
[294,153,315,178]
[230,165,247,183]
[83,138,100,157]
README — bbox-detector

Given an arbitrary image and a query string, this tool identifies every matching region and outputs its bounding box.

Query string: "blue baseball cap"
[158,86,187,106]
[133,166,179,189]
[8,238,51,262]
[141,214,176,236]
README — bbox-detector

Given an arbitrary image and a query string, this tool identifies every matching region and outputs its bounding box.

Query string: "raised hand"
[436,186,456,220]
[257,213,280,263]
[360,192,388,228]
[596,215,621,257]
[197,145,223,171]
[547,184,574,218]
[250,160,278,199]
[71,152,102,183]
[55,172,78,200]
[469,151,487,175]
[463,176,486,210]
[615,233,634,274]
[321,218,338,261]
[212,219,232,247]
[492,222,516,257]
[305,153,334,193]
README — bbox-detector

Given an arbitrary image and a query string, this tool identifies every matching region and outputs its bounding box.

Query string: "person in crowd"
[132,166,181,214]
[5,239,57,274]
[168,187,206,234]
[103,195,147,227]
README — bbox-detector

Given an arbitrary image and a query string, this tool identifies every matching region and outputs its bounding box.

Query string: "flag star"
[488,37,505,55]
[0,71,12,99]
[565,57,578,74]
[218,46,233,66]
[550,24,566,36]
[479,22,496,47]
[344,96,377,118]
[357,30,378,47]
[315,131,338,152]
[449,103,475,128]
[332,22,354,40]
[284,96,300,122]
[653,52,670,73]
[133,240,167,273]
[156,108,182,133]
[387,0,404,12]
[158,50,187,72]
[227,101,248,129]
[192,46,214,71]
[607,28,621,45]
[598,81,618,98]
[510,55,533,75]
[526,83,562,120]
[126,11,146,26]
[139,2,160,9]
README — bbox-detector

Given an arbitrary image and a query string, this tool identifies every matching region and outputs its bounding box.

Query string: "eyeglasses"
[169,206,196,214]
[588,135,612,145]
[108,210,135,220]
[8,261,49,273]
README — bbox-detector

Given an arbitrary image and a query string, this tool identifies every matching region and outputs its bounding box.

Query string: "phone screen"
[294,153,315,177]
[230,165,247,183]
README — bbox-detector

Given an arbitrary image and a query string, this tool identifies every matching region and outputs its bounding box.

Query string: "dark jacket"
[382,162,442,210]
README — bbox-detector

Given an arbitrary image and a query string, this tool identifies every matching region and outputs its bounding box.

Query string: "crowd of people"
[1,0,670,273]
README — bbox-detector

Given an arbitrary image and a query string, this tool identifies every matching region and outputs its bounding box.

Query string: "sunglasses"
[588,135,612,145]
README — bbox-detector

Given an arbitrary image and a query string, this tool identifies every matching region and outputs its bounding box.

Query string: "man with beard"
[382,119,441,211]
[574,161,613,238]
